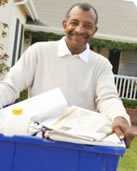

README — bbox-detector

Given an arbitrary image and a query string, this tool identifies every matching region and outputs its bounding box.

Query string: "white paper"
[0,88,68,135]
[39,106,125,147]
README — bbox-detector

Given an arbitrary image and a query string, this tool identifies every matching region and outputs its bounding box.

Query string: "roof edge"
[25,24,137,44]
[15,0,38,21]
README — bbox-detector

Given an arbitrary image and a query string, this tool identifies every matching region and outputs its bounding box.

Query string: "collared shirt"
[58,37,90,63]
[0,38,130,123]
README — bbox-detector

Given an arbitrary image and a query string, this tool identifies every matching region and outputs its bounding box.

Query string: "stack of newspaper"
[29,106,125,147]
[0,88,125,147]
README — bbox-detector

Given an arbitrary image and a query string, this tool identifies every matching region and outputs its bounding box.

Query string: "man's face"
[63,6,97,52]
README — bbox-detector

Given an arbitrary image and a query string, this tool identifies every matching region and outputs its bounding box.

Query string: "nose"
[75,24,85,33]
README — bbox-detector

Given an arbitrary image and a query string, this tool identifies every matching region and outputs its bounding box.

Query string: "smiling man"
[63,4,97,54]
[0,3,131,142]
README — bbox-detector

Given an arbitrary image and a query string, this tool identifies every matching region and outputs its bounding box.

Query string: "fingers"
[114,126,137,147]
[113,127,125,140]
[112,116,130,139]
[125,126,137,147]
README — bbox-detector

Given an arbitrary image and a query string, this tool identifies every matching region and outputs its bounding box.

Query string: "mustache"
[67,31,90,38]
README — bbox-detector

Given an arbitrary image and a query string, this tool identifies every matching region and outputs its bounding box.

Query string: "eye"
[70,20,79,26]
[83,23,94,30]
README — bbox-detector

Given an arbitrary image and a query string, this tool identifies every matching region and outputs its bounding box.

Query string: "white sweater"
[0,38,130,123]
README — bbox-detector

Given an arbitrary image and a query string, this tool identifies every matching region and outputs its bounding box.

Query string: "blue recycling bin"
[0,134,125,171]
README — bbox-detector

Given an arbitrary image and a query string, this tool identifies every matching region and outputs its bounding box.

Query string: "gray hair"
[65,3,98,24]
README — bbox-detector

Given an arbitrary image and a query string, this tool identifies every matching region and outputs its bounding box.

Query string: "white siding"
[119,50,137,76]
[33,0,137,39]
[0,1,26,66]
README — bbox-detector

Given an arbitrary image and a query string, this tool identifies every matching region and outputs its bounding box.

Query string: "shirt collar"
[57,37,91,63]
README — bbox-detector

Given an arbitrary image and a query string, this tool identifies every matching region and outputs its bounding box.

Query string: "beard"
[65,31,90,54]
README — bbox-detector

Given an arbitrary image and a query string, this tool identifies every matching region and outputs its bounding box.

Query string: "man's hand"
[112,116,137,147]
[124,126,137,146]
[112,116,130,139]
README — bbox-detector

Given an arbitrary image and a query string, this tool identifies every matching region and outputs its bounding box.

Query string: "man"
[0,3,131,141]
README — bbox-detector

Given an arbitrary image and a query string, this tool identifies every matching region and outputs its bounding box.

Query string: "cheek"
[64,26,73,34]
[88,31,94,36]
[63,27,67,34]
[88,28,97,36]
[63,22,74,32]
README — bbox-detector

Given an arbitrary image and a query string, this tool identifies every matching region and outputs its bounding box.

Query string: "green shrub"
[122,99,137,109]
[18,89,28,101]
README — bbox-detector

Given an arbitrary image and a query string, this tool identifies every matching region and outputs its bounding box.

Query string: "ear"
[91,26,98,36]
[62,20,67,29]
[95,26,98,33]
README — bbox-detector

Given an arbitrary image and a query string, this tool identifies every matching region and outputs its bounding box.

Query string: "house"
[0,0,137,99]
[24,0,137,99]
[0,0,38,69]
[25,0,137,77]
[1,0,137,76]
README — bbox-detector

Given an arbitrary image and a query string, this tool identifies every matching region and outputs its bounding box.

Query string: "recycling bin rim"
[0,134,125,156]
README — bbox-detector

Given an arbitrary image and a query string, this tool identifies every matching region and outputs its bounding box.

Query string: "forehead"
[67,6,97,24]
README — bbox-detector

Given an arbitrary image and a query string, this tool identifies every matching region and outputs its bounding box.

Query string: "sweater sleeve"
[0,44,37,108]
[95,58,130,124]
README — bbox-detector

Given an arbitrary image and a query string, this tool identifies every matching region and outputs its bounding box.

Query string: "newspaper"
[0,87,125,147]
[29,106,125,147]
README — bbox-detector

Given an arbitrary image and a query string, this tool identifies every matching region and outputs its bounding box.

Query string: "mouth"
[69,32,89,39]
[68,32,90,42]
[65,32,89,53]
